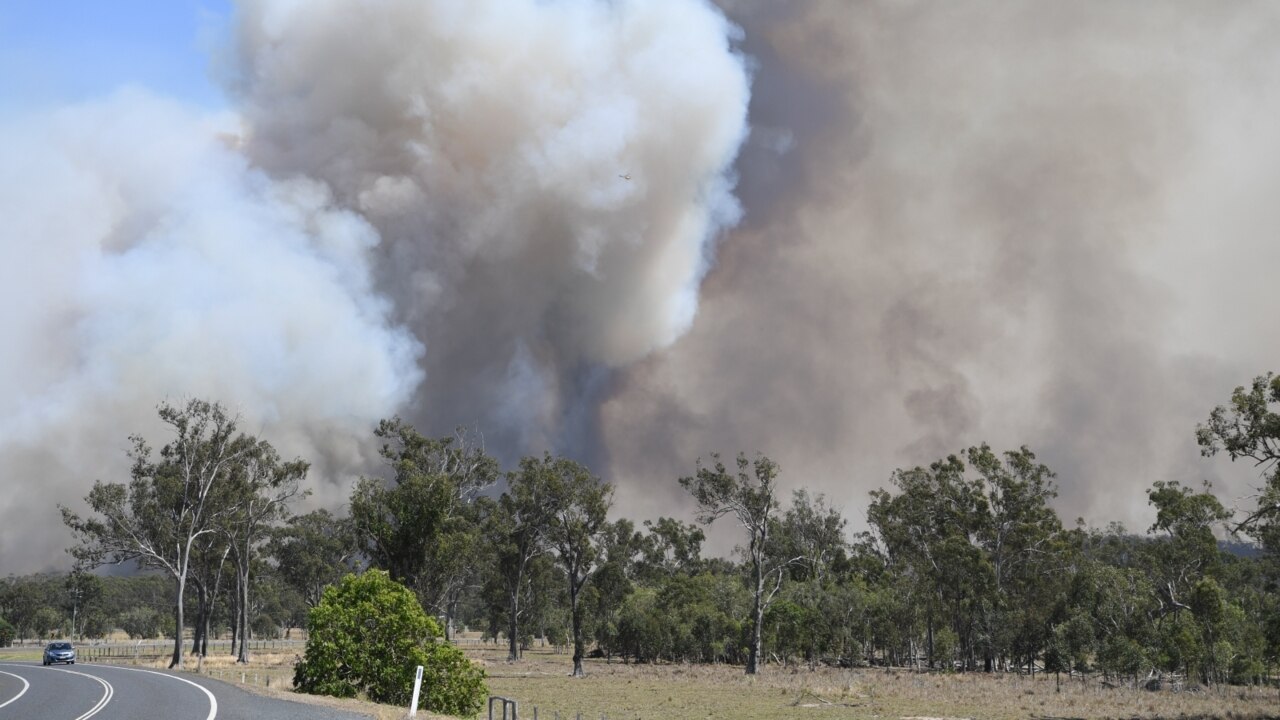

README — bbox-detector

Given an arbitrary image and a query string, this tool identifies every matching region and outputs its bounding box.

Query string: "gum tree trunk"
[170,575,185,669]
[507,589,520,662]
[570,583,584,677]
[747,552,763,675]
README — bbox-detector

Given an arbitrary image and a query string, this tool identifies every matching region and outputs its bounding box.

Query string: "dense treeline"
[0,563,306,648]
[3,374,1276,687]
[0,573,172,645]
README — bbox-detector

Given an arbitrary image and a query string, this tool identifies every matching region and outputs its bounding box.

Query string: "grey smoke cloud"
[0,90,424,572]
[5,0,1280,575]
[0,0,750,573]
[225,0,751,458]
[605,1,1280,537]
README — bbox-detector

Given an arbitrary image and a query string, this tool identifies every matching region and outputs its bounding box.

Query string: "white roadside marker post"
[409,664,424,717]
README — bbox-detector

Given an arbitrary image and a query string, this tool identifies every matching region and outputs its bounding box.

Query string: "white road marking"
[0,669,30,710]
[47,666,114,720]
[89,664,218,720]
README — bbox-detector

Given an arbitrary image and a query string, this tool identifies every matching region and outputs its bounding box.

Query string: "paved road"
[0,662,371,720]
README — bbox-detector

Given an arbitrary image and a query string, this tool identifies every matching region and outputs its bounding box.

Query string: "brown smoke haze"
[4,1,1280,573]
[606,1,1280,538]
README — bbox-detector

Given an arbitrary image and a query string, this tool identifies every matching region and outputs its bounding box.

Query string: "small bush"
[0,617,14,647]
[251,614,281,640]
[119,608,162,639]
[293,570,486,716]
[1098,635,1147,681]
[1229,655,1265,686]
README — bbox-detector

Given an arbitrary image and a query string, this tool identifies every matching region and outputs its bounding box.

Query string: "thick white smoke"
[224,0,750,452]
[0,90,425,571]
[0,0,751,572]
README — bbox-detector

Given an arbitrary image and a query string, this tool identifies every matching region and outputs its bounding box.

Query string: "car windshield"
[49,643,71,650]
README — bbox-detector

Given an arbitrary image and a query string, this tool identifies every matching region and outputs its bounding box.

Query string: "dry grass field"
[8,636,1278,719]
[473,644,1280,720]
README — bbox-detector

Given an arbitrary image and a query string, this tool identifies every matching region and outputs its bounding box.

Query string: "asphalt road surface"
[0,662,371,720]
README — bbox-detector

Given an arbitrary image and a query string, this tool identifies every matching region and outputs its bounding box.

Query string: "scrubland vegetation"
[3,373,1280,717]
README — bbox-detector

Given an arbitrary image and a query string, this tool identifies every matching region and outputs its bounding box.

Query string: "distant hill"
[1219,539,1265,558]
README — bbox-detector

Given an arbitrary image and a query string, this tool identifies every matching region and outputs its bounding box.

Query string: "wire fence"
[201,666,293,689]
[488,695,622,720]
[78,639,305,663]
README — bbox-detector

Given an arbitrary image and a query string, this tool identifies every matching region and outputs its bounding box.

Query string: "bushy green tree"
[868,454,992,670]
[1098,635,1147,683]
[270,510,357,608]
[350,419,498,640]
[1197,372,1280,549]
[32,606,62,639]
[608,571,746,664]
[680,452,790,674]
[119,607,163,639]
[537,454,613,677]
[61,399,284,668]
[294,571,486,716]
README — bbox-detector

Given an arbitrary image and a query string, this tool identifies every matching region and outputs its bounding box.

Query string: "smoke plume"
[5,0,1280,574]
[223,0,749,458]
[0,0,749,573]
[0,90,424,570]
[604,1,1280,535]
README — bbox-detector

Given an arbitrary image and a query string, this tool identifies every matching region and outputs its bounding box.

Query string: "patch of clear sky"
[0,0,233,116]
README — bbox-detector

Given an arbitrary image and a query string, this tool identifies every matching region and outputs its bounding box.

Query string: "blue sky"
[0,0,232,114]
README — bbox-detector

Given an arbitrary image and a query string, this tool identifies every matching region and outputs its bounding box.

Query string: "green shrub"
[0,618,14,647]
[251,613,281,640]
[293,570,486,716]
[1098,635,1147,681]
[1230,654,1265,685]
[119,608,162,639]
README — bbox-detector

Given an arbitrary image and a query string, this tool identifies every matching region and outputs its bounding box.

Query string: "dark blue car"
[43,642,75,666]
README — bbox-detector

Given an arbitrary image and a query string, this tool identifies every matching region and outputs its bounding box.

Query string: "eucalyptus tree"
[584,518,644,655]
[1197,372,1280,549]
[766,491,854,666]
[63,569,103,641]
[270,509,358,608]
[61,399,253,668]
[538,455,613,677]
[1144,480,1231,616]
[775,489,848,585]
[223,442,308,663]
[636,517,705,582]
[868,454,991,669]
[680,452,796,675]
[186,535,230,656]
[488,457,556,661]
[350,419,498,636]
[968,444,1063,671]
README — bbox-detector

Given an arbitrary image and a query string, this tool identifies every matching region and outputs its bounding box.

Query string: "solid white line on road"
[90,664,218,720]
[48,667,114,720]
[0,669,30,710]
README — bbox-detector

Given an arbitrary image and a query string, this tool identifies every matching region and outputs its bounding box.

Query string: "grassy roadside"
[476,645,1280,720]
[12,638,1279,719]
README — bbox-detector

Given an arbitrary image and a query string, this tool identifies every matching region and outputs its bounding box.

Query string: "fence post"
[409,665,424,718]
